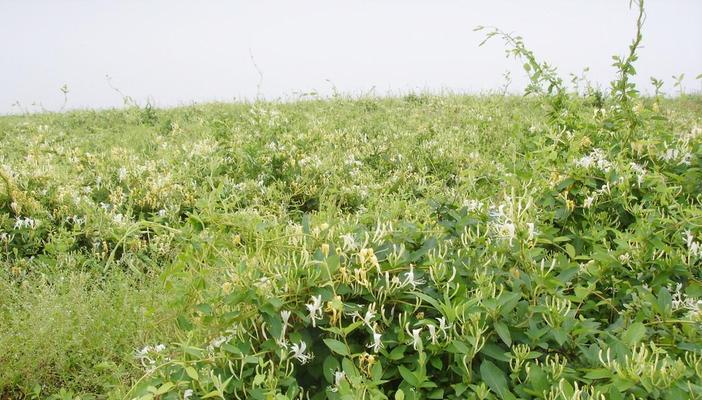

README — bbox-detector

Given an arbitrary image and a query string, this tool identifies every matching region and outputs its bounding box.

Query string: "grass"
[1,93,701,399]
[0,271,174,398]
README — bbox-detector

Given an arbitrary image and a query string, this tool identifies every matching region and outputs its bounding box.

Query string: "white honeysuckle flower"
[13,217,37,230]
[411,328,422,350]
[671,283,684,310]
[334,370,346,385]
[577,155,593,168]
[406,325,423,351]
[618,253,631,265]
[498,220,517,246]
[391,274,402,287]
[684,230,701,259]
[662,148,679,162]
[306,295,323,327]
[575,148,611,172]
[367,331,383,353]
[331,370,346,392]
[598,182,611,195]
[209,336,229,350]
[660,147,692,165]
[526,222,537,241]
[668,282,702,319]
[183,389,193,400]
[290,341,313,364]
[437,317,451,338]
[630,162,646,186]
[281,310,291,326]
[135,346,150,359]
[684,230,695,249]
[280,310,292,339]
[362,303,377,328]
[681,152,692,165]
[135,344,166,369]
[341,233,358,251]
[403,265,425,290]
[463,199,484,212]
[584,196,595,209]
[427,324,438,345]
[488,204,505,220]
[277,338,289,351]
[117,166,128,182]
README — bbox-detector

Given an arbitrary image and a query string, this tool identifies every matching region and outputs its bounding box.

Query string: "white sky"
[1,0,701,114]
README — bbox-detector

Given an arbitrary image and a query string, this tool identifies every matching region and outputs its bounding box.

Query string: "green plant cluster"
[125,92,701,399]
[1,2,702,399]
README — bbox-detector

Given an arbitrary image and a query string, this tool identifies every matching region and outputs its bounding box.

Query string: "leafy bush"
[126,2,702,399]
[2,1,702,399]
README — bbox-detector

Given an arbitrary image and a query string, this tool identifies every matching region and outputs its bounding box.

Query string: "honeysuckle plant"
[121,1,702,398]
[2,1,701,399]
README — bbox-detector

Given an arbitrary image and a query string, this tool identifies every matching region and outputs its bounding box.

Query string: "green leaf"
[552,327,568,345]
[195,303,213,316]
[497,292,521,316]
[584,368,612,380]
[243,355,259,364]
[494,321,512,347]
[395,389,405,400]
[526,365,549,393]
[221,343,242,355]
[388,345,407,360]
[154,382,174,395]
[201,390,221,399]
[452,383,469,396]
[427,388,444,399]
[447,340,470,354]
[656,287,672,315]
[370,360,383,382]
[480,360,512,400]
[398,365,420,387]
[182,346,205,358]
[185,366,198,380]
[323,338,350,356]
[480,343,511,362]
[342,357,359,379]
[342,320,364,336]
[252,374,265,386]
[323,356,340,383]
[412,292,442,310]
[622,322,646,346]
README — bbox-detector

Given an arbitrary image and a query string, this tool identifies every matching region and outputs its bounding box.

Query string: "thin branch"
[249,48,264,100]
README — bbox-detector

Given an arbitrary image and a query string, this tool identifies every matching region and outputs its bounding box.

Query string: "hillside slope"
[1,94,701,399]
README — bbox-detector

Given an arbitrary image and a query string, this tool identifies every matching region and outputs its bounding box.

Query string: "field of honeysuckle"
[2,7,702,400]
[1,88,701,400]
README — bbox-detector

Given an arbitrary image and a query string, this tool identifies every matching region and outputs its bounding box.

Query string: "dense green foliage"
[2,3,702,398]
[1,90,701,399]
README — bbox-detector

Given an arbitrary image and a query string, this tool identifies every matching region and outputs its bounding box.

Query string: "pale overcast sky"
[1,0,701,114]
